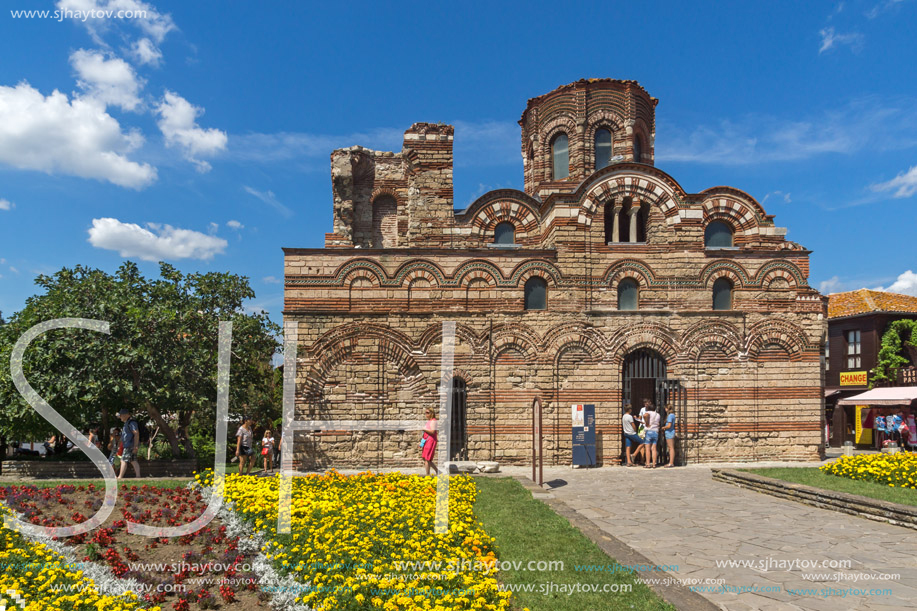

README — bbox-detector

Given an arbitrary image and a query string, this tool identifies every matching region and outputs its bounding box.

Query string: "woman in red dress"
[421,407,439,476]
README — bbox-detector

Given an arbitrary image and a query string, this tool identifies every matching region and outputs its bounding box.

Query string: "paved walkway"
[499,465,917,610]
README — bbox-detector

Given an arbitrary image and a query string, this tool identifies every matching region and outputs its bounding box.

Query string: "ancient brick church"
[283,79,826,468]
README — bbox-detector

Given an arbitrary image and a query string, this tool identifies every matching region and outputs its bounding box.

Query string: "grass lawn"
[741,467,917,507]
[474,477,673,611]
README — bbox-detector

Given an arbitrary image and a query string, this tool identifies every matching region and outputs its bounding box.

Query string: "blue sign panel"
[572,404,596,466]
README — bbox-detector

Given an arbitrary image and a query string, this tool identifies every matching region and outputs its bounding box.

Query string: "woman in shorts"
[642,404,661,468]
[235,416,256,475]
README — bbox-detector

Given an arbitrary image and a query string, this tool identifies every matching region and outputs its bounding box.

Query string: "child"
[108,427,121,465]
[261,430,275,473]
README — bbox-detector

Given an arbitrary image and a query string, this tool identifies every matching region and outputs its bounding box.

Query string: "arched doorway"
[622,348,667,409]
[621,348,685,466]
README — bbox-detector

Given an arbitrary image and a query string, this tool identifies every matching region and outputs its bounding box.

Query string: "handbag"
[261,447,269,456]
[419,436,427,449]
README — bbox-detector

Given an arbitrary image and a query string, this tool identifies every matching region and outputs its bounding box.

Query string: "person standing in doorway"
[642,403,660,468]
[235,416,255,475]
[421,407,439,476]
[662,405,677,468]
[622,405,645,467]
[117,408,141,479]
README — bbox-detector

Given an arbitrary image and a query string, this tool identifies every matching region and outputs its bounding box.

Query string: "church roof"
[827,289,917,319]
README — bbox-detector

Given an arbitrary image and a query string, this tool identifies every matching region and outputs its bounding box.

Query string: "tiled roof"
[827,289,917,319]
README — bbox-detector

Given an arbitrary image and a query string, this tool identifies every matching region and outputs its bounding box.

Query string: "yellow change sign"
[840,371,868,386]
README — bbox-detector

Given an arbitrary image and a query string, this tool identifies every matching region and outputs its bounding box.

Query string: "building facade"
[283,79,826,469]
[825,289,917,446]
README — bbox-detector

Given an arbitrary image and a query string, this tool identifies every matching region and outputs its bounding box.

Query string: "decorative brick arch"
[453,260,502,288]
[607,322,680,364]
[370,187,399,204]
[508,260,562,287]
[601,259,656,287]
[681,320,743,360]
[700,260,751,288]
[417,322,484,355]
[544,323,607,364]
[402,269,439,290]
[632,117,653,161]
[490,322,541,362]
[578,172,679,227]
[469,200,540,243]
[754,260,806,289]
[304,323,421,395]
[744,319,812,361]
[540,115,578,181]
[391,259,446,287]
[700,188,768,223]
[333,259,387,287]
[586,110,625,169]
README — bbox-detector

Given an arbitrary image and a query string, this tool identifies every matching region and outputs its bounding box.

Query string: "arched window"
[633,136,642,163]
[712,278,734,311]
[524,277,547,310]
[704,221,734,248]
[551,133,569,180]
[617,278,639,311]
[494,221,515,245]
[594,128,612,170]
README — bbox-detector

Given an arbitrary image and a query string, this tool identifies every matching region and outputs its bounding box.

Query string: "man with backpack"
[117,408,142,479]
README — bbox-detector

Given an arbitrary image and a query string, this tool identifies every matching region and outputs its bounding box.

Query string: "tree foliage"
[0,262,281,458]
[872,319,917,387]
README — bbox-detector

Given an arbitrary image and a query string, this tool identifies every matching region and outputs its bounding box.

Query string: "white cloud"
[0,82,156,188]
[8,266,18,274]
[866,0,907,19]
[88,217,227,261]
[818,27,864,54]
[130,37,162,66]
[762,190,792,204]
[57,0,176,44]
[227,220,243,230]
[207,221,219,234]
[70,49,144,111]
[819,276,843,294]
[657,95,917,165]
[262,276,281,284]
[156,91,227,172]
[0,198,13,211]
[875,270,917,296]
[871,165,917,198]
[243,186,293,218]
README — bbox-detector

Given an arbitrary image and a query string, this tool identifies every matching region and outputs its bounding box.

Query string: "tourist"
[421,407,439,476]
[875,411,887,450]
[662,405,676,468]
[87,427,102,451]
[642,403,660,468]
[117,408,142,479]
[107,427,120,465]
[622,405,644,467]
[261,429,275,473]
[235,416,255,475]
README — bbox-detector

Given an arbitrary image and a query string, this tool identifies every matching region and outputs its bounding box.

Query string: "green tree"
[0,262,280,458]
[871,319,917,387]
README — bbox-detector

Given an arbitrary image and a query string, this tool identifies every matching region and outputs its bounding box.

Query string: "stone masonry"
[284,78,827,470]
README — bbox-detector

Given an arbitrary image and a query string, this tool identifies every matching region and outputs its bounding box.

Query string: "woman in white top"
[642,405,661,468]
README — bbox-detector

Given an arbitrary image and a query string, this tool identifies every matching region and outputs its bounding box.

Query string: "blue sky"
[1,0,916,325]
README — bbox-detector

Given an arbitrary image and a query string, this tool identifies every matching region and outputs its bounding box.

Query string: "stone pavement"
[498,464,917,611]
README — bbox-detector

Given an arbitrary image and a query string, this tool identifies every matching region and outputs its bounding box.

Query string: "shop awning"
[837,387,917,406]
[825,389,841,398]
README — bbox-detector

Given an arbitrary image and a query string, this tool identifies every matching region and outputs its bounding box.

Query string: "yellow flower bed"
[197,470,512,611]
[820,453,917,489]
[0,507,153,611]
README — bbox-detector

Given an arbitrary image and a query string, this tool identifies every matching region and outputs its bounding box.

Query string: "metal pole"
[532,396,543,486]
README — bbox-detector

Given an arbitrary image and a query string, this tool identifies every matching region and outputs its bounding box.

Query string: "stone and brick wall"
[285,79,827,470]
